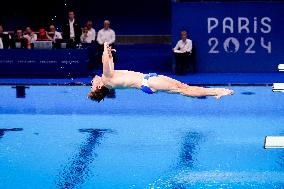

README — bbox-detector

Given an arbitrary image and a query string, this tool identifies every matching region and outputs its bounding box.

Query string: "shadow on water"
[55,128,113,189]
[241,91,255,95]
[11,86,29,98]
[0,128,23,140]
[276,131,284,170]
[197,96,207,99]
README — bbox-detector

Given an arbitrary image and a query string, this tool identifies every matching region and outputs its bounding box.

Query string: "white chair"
[272,83,284,92]
[278,64,284,71]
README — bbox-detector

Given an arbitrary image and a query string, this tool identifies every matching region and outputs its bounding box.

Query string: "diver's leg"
[157,75,234,99]
[178,84,234,99]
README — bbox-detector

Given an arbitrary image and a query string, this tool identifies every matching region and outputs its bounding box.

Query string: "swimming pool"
[0,85,283,189]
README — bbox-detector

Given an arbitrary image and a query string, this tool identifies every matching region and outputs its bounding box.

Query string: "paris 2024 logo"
[207,17,272,54]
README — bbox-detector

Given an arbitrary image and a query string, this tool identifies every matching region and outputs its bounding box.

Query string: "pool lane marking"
[264,136,284,148]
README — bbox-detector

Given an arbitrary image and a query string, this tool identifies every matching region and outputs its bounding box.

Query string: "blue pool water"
[0,86,283,189]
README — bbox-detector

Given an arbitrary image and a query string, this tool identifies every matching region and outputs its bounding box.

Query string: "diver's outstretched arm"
[102,42,116,77]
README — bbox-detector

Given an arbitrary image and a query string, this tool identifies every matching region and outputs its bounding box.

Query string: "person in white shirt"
[0,38,3,49]
[173,31,192,53]
[80,22,97,70]
[97,20,116,61]
[80,21,96,44]
[47,24,62,42]
[97,20,115,46]
[23,27,37,49]
[173,30,194,75]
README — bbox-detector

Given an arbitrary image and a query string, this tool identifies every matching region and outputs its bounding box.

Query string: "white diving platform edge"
[264,136,284,149]
[272,83,284,92]
[278,64,284,71]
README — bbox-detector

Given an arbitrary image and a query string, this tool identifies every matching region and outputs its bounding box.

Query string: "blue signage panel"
[172,2,284,72]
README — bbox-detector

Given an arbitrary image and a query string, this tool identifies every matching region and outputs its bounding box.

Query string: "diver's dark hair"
[88,86,110,103]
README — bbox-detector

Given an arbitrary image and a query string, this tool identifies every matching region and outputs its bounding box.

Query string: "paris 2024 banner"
[172,2,284,72]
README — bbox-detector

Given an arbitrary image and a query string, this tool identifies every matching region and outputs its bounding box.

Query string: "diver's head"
[88,86,110,102]
[88,76,110,102]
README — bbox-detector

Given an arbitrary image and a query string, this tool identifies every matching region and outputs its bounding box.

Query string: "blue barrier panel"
[0,49,90,78]
[115,44,172,73]
[172,2,284,72]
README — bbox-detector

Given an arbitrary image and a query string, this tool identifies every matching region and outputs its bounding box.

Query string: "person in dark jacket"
[0,25,12,49]
[62,10,82,48]
[11,29,28,49]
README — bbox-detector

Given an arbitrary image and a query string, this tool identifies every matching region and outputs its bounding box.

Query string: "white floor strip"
[278,64,284,71]
[264,136,284,148]
[272,83,284,92]
[153,171,284,185]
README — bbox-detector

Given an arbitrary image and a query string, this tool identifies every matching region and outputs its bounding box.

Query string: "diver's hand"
[104,42,116,58]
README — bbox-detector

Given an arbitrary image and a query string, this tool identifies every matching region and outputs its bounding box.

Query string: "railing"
[5,31,172,45]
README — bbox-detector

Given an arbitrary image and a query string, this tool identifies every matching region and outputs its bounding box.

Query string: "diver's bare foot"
[214,88,234,100]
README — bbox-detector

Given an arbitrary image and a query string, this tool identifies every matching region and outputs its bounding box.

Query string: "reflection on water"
[276,131,284,169]
[151,130,284,189]
[276,154,284,168]
[55,129,112,189]
[152,171,284,189]
[0,128,23,139]
[170,132,203,189]
[178,132,203,169]
[150,131,203,189]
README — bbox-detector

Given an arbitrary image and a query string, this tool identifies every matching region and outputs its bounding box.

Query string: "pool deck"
[0,73,283,86]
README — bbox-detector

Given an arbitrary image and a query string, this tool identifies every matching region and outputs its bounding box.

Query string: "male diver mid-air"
[88,42,234,102]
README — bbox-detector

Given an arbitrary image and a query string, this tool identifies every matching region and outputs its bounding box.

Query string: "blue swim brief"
[141,73,158,94]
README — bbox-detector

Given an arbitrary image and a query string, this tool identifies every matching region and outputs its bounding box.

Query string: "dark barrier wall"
[172,2,284,72]
[0,49,90,78]
[0,44,172,78]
